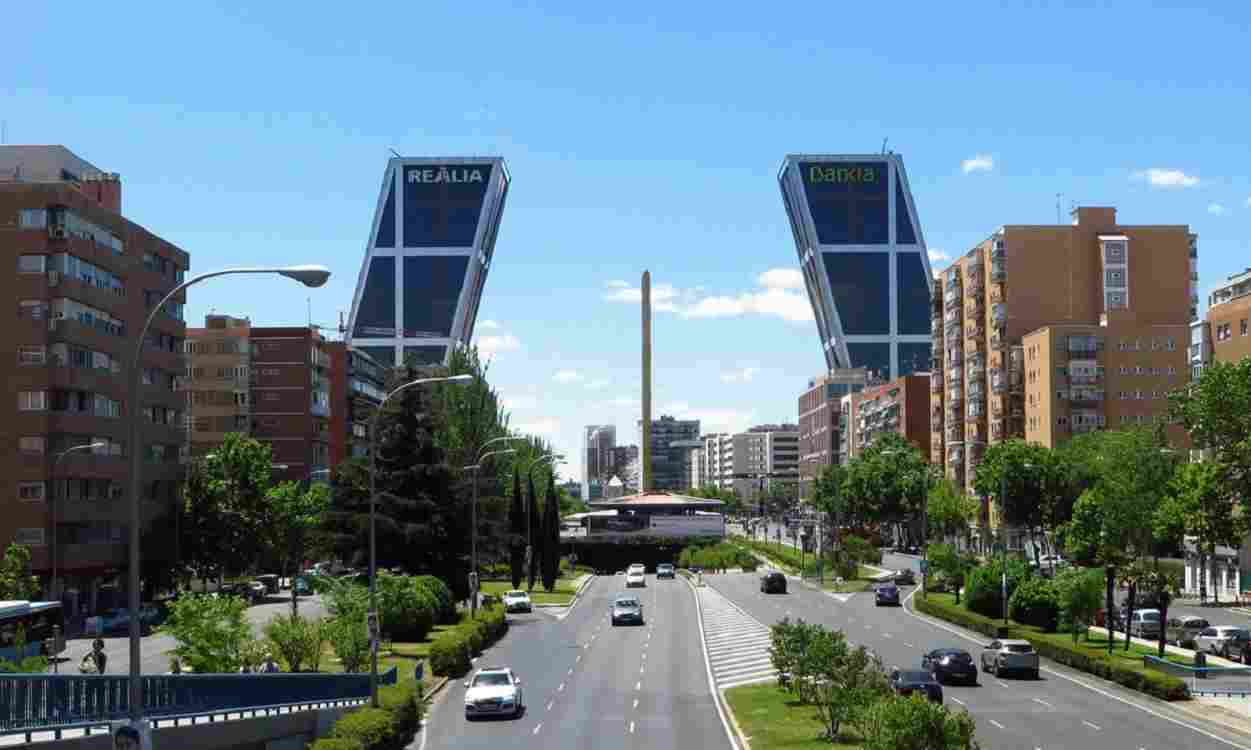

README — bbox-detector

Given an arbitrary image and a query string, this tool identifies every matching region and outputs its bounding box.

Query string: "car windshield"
[615,598,639,607]
[472,673,512,687]
[936,650,969,659]
[506,591,526,598]
[1005,644,1035,653]
[1228,629,1251,639]
[1140,612,1160,622]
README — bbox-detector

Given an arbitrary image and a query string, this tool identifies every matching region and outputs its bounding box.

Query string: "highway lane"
[424,573,729,750]
[707,569,1251,749]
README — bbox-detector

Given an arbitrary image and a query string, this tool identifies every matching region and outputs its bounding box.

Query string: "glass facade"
[800,161,888,245]
[895,181,916,245]
[376,182,395,248]
[847,343,892,382]
[402,164,492,248]
[402,256,469,338]
[896,252,931,335]
[358,346,397,367]
[403,346,447,366]
[897,342,933,376]
[823,252,890,335]
[354,257,395,338]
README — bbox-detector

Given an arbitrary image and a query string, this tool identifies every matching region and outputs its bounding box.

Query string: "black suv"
[760,571,787,594]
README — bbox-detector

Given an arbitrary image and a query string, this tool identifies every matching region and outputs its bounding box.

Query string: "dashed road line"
[950,697,966,706]
[989,719,1006,730]
[532,723,542,735]
[1033,698,1053,709]
[546,700,553,711]
[1083,720,1102,731]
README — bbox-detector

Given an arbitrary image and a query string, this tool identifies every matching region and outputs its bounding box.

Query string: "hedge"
[330,707,397,750]
[310,677,429,750]
[913,595,1189,702]
[310,739,362,750]
[429,604,510,677]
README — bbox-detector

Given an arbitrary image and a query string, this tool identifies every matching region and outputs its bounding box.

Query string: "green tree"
[1054,566,1105,644]
[1170,358,1251,504]
[267,481,331,615]
[927,479,977,544]
[842,434,928,545]
[526,472,541,591]
[0,544,40,601]
[1158,460,1238,603]
[926,543,973,604]
[264,614,326,673]
[160,593,254,673]
[973,439,1062,565]
[541,473,560,591]
[509,469,524,589]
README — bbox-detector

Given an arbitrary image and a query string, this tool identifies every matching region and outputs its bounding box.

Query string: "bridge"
[0,668,397,745]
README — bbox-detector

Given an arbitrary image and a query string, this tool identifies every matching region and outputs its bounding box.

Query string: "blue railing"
[1144,655,1251,696]
[0,668,398,736]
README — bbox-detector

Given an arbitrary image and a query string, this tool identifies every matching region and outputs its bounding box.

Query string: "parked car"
[255,574,280,595]
[502,590,532,614]
[247,581,267,601]
[656,564,675,580]
[1195,627,1251,658]
[760,571,787,594]
[922,648,978,685]
[874,583,901,606]
[1128,609,1162,639]
[980,639,1040,679]
[889,668,943,702]
[1166,616,1210,648]
[893,569,916,586]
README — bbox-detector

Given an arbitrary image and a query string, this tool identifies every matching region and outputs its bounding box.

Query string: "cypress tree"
[509,469,524,589]
[527,472,542,591]
[542,474,561,591]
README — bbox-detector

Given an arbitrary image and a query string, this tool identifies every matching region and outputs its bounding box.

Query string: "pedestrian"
[261,654,280,673]
[112,724,141,750]
[169,657,182,674]
[91,639,107,675]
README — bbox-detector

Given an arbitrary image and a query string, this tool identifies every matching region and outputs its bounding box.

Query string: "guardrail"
[0,667,398,739]
[1143,655,1251,696]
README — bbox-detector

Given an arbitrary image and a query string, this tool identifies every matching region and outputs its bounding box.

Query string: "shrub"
[429,630,471,677]
[310,739,362,750]
[842,535,882,566]
[159,593,252,674]
[265,614,326,673]
[327,610,370,674]
[378,679,426,739]
[860,695,980,750]
[963,558,1032,619]
[413,576,456,624]
[376,572,436,642]
[1009,577,1060,632]
[333,707,397,750]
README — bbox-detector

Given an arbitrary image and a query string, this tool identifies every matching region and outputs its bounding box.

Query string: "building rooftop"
[587,491,723,508]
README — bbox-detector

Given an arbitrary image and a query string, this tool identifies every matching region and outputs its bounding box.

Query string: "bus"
[0,601,66,661]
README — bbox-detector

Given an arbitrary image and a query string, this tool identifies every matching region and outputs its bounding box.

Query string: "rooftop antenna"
[1056,194,1063,224]
[881,137,888,154]
[388,148,402,158]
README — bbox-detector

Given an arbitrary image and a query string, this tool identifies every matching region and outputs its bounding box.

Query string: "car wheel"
[1032,669,1040,680]
[991,661,999,677]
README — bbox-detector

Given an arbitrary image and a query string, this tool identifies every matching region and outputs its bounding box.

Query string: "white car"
[626,570,646,588]
[464,667,524,719]
[502,590,532,614]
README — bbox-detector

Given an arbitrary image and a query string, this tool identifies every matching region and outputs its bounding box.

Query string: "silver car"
[980,639,1040,679]
[1129,609,1162,639]
[1195,626,1251,658]
[463,667,524,719]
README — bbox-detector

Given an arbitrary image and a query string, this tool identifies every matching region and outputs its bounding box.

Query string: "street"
[58,594,326,675]
[423,573,729,750]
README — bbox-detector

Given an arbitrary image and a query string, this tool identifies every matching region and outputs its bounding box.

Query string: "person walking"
[261,654,280,673]
[91,639,107,675]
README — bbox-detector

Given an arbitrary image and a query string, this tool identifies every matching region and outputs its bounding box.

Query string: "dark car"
[875,583,901,607]
[760,571,787,594]
[893,569,916,586]
[656,564,675,580]
[921,648,978,685]
[890,669,943,703]
[611,595,644,626]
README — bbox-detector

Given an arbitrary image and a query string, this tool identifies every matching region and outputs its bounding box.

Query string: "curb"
[529,573,595,609]
[719,686,754,750]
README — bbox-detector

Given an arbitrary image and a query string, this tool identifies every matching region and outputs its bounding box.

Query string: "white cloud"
[513,417,560,437]
[1132,168,1200,188]
[585,378,611,391]
[720,367,760,384]
[756,268,803,290]
[961,154,994,174]
[1208,203,1228,216]
[603,281,681,312]
[606,279,630,289]
[602,395,641,409]
[475,333,520,359]
[477,319,500,330]
[927,248,951,263]
[658,400,757,435]
[553,370,581,384]
[501,394,537,411]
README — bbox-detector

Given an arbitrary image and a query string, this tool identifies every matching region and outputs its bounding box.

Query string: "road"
[58,594,326,675]
[423,573,730,750]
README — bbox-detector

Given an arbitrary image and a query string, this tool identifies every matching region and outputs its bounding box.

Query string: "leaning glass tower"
[346,156,509,367]
[778,154,933,379]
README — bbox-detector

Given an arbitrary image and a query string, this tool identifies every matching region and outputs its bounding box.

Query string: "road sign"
[920,560,929,573]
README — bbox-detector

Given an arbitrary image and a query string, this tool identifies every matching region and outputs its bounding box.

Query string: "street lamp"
[369,373,473,703]
[50,442,107,602]
[128,264,330,722]
[464,445,518,619]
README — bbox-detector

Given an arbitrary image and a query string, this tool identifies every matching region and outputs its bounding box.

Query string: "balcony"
[948,367,963,381]
[991,261,1005,281]
[944,309,962,324]
[931,375,943,391]
[991,304,1006,323]
[990,326,1007,347]
[991,243,1005,259]
[968,383,985,399]
[948,451,964,465]
[1068,374,1102,386]
[967,366,984,382]
[966,325,985,340]
[992,373,1007,392]
[946,428,963,443]
[311,401,331,418]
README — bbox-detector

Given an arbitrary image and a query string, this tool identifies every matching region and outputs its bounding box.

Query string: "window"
[263,392,280,402]
[823,253,891,335]
[1121,415,1130,424]
[1168,366,1177,375]
[19,437,46,454]
[18,209,47,229]
[1135,366,1145,375]
[1057,391,1066,400]
[14,529,44,547]
[18,255,46,273]
[1136,390,1144,400]
[18,300,50,320]
[18,391,48,411]
[1168,337,1177,350]
[1057,416,1068,425]
[1243,320,1249,337]
[17,346,46,365]
[18,482,45,502]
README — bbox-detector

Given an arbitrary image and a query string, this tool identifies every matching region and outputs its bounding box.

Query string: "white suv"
[464,667,524,719]
[626,564,646,588]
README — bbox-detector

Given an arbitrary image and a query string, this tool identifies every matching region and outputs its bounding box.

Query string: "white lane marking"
[1083,720,1102,731]
[899,586,1251,750]
[568,668,574,675]
[882,633,893,639]
[640,666,645,674]
[904,642,915,648]
[633,698,639,709]
[642,652,647,660]
[546,700,553,711]
[865,624,872,629]
[989,719,1006,730]
[576,655,582,663]
[629,721,636,734]
[996,680,1010,689]
[635,681,641,690]
[950,697,966,706]
[533,723,542,735]
[688,576,746,750]
[558,682,565,692]
[1033,698,1053,708]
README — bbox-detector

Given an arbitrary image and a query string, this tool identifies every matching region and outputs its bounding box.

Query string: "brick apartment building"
[844,374,931,460]
[326,343,387,467]
[1,145,189,612]
[796,369,866,499]
[185,316,333,483]
[929,206,1195,545]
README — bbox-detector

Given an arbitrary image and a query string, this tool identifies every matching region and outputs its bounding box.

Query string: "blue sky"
[11,2,1250,483]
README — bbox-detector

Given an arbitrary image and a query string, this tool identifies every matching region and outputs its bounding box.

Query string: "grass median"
[725,682,863,749]
[478,573,588,606]
[913,592,1190,701]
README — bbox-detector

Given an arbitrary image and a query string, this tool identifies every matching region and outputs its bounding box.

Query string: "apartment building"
[185,318,334,483]
[931,207,1196,493]
[327,344,387,467]
[797,369,867,498]
[640,415,700,491]
[695,426,800,502]
[1204,268,1251,366]
[844,374,931,460]
[2,145,189,610]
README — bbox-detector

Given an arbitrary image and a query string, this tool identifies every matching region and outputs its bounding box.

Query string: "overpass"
[564,491,725,571]
[0,668,397,746]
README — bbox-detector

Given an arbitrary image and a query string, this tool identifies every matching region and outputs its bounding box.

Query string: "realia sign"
[407,166,486,184]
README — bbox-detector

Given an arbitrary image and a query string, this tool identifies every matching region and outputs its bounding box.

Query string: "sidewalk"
[1086,625,1242,668]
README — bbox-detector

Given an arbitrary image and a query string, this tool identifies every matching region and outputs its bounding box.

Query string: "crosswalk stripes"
[697,585,777,690]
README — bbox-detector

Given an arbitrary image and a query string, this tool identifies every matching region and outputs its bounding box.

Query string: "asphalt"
[422,573,730,750]
[705,550,1251,750]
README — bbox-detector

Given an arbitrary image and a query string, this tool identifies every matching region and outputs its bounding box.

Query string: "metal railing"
[0,668,398,738]
[1143,655,1251,696]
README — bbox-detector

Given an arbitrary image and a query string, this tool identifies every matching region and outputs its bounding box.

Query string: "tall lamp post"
[368,373,473,704]
[50,442,107,602]
[463,438,519,619]
[128,265,330,722]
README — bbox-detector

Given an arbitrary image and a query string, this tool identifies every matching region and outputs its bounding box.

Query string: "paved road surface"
[423,574,730,750]
[708,557,1251,750]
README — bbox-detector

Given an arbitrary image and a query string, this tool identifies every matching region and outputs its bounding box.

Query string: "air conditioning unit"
[47,270,60,287]
[49,225,67,240]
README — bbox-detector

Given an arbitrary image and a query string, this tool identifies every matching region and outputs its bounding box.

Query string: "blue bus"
[0,601,66,661]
